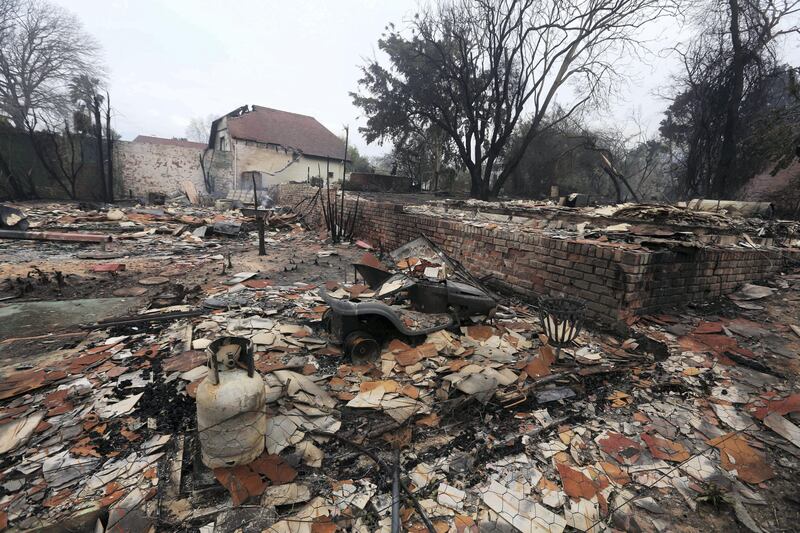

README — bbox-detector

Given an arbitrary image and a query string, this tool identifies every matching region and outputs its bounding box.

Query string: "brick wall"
[277,184,797,328]
[630,247,787,314]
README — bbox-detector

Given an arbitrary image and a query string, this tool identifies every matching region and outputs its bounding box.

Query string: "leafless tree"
[0,0,103,200]
[0,0,101,129]
[662,0,800,198]
[504,108,672,201]
[586,119,673,202]
[35,119,85,199]
[355,0,678,200]
[186,114,216,143]
[199,149,216,194]
[70,74,110,201]
[713,0,800,197]
[105,90,113,199]
[0,0,15,34]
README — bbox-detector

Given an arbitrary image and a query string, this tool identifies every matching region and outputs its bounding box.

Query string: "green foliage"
[353,0,676,199]
[347,145,373,174]
[695,483,733,511]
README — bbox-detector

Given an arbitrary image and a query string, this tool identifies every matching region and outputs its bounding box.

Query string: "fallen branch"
[81,309,205,330]
[494,372,569,407]
[0,229,112,243]
[723,350,784,378]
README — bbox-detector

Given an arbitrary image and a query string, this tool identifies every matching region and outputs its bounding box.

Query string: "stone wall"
[277,184,798,329]
[116,138,344,201]
[116,140,206,199]
[116,141,237,200]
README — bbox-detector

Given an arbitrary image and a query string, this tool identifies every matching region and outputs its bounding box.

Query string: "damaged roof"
[219,105,348,160]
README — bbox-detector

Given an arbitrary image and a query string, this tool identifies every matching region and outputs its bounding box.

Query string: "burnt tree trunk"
[714,0,744,199]
[468,164,483,199]
[105,92,114,202]
[432,136,441,192]
[92,95,108,202]
[0,148,29,199]
[26,129,75,199]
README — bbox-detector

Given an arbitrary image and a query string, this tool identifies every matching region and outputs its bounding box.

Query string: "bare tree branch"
[0,0,102,129]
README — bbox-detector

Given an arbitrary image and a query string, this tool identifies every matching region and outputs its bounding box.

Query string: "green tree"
[353,0,676,200]
[346,144,373,174]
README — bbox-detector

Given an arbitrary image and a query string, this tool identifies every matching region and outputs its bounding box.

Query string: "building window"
[327,171,334,179]
[240,171,263,190]
[218,135,228,151]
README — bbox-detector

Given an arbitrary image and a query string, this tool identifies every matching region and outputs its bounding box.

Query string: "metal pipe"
[391,449,401,533]
[0,229,112,243]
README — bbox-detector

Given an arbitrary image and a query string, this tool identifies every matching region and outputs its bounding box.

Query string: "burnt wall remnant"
[276,184,799,329]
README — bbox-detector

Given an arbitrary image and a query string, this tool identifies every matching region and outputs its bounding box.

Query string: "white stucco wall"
[228,139,345,187]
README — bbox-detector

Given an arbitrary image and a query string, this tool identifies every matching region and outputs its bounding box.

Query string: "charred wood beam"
[0,229,112,243]
[81,309,205,330]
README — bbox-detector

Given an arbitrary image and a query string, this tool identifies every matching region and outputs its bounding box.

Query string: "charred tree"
[713,0,744,198]
[91,94,107,202]
[105,91,113,202]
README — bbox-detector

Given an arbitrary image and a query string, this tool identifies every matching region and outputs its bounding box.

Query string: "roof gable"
[223,106,347,160]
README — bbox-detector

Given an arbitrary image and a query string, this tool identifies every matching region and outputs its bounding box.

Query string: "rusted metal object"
[344,331,380,363]
[0,229,112,243]
[197,337,265,468]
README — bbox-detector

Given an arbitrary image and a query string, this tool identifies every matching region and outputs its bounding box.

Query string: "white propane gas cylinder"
[197,338,266,468]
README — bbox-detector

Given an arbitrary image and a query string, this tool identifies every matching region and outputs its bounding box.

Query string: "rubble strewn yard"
[1,197,799,533]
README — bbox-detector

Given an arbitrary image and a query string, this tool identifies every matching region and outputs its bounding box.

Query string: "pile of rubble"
[1,204,799,533]
[406,200,800,249]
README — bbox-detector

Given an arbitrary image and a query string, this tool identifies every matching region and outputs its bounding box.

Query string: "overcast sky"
[56,0,799,157]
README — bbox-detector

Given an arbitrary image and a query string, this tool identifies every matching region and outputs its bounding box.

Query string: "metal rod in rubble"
[325,157,334,237]
[339,126,349,242]
[252,174,266,256]
[391,448,401,533]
